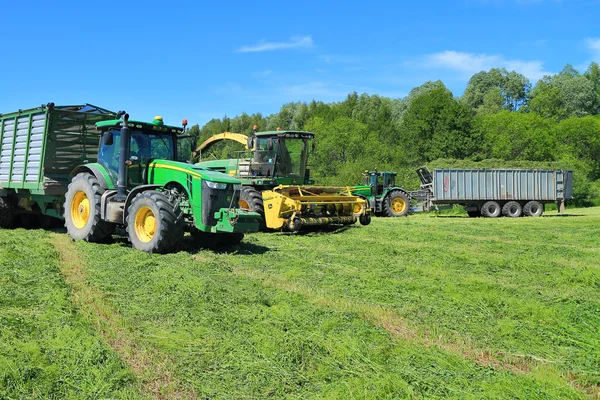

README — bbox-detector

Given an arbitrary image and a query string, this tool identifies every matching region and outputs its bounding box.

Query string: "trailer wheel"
[64,173,115,242]
[383,190,410,217]
[523,201,543,217]
[126,190,184,253]
[239,186,266,230]
[480,201,501,218]
[0,197,15,228]
[502,201,522,218]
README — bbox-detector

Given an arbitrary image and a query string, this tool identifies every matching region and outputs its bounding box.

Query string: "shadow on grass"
[294,224,357,235]
[542,214,585,217]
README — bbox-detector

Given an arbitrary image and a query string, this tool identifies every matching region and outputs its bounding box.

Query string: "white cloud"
[237,36,313,53]
[422,50,551,81]
[585,37,600,61]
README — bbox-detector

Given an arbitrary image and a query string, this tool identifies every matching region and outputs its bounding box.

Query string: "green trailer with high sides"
[0,103,260,253]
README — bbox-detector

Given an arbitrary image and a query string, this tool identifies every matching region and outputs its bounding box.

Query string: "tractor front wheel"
[126,190,184,253]
[64,173,115,242]
[383,190,410,217]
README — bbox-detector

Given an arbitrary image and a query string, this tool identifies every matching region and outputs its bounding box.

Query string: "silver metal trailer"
[414,167,573,217]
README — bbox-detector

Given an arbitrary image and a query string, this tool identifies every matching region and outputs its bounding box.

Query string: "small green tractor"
[351,170,411,217]
[0,104,260,253]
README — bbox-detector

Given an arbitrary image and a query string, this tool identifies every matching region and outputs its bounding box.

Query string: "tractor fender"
[123,185,162,222]
[384,187,410,199]
[71,164,113,190]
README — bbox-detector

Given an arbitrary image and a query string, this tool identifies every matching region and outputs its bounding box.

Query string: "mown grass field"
[1,206,599,399]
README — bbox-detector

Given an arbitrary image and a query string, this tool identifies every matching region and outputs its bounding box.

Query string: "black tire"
[383,190,410,217]
[502,201,522,218]
[480,201,501,218]
[523,201,543,217]
[239,186,266,230]
[126,190,184,254]
[286,217,302,232]
[359,213,372,225]
[0,197,15,228]
[467,210,480,218]
[64,173,115,242]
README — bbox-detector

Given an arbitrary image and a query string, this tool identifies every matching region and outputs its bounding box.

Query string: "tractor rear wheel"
[523,201,543,217]
[239,186,266,230]
[481,201,501,218]
[383,190,410,217]
[64,173,115,242]
[502,201,522,218]
[0,197,15,228]
[126,190,184,253]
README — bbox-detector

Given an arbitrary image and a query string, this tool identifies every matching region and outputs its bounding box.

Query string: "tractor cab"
[363,170,397,196]
[97,116,194,188]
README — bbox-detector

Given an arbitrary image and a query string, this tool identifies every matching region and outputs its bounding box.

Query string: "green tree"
[474,111,556,161]
[461,68,531,113]
[400,87,478,164]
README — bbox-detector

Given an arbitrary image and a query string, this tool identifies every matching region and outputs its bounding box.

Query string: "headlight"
[206,181,228,190]
[233,184,242,191]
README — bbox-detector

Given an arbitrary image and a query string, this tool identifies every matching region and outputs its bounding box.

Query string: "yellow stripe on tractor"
[261,185,370,231]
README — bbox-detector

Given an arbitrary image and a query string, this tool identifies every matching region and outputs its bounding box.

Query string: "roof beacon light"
[182,119,188,131]
[153,116,164,126]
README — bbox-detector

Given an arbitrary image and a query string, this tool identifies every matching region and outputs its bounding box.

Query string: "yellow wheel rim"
[71,190,90,229]
[391,197,406,214]
[134,206,156,243]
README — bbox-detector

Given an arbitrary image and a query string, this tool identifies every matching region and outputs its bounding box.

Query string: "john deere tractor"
[0,101,262,253]
[196,129,370,231]
[351,170,410,217]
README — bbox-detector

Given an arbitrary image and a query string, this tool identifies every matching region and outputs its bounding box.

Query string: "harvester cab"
[243,130,315,187]
[195,130,371,231]
[352,170,411,217]
[64,113,260,253]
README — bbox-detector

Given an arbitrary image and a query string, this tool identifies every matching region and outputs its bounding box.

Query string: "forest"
[189,62,600,205]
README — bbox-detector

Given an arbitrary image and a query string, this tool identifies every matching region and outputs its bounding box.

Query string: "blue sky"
[1,0,599,127]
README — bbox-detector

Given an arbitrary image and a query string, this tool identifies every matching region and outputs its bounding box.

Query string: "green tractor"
[0,103,260,253]
[351,170,411,217]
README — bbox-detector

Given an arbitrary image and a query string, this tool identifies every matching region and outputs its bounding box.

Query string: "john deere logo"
[226,196,231,202]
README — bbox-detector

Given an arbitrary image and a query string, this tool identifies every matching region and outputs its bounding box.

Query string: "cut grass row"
[1,207,599,398]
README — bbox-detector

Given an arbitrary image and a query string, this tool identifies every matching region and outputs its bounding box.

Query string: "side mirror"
[247,136,253,149]
[103,131,113,146]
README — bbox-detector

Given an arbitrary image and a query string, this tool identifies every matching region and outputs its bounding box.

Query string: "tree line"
[189,62,600,205]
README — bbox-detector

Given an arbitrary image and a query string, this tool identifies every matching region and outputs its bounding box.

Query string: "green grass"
[0,230,142,399]
[1,207,599,398]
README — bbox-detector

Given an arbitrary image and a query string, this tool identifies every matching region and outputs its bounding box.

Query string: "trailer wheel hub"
[71,191,90,229]
[391,198,406,213]
[135,206,156,243]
